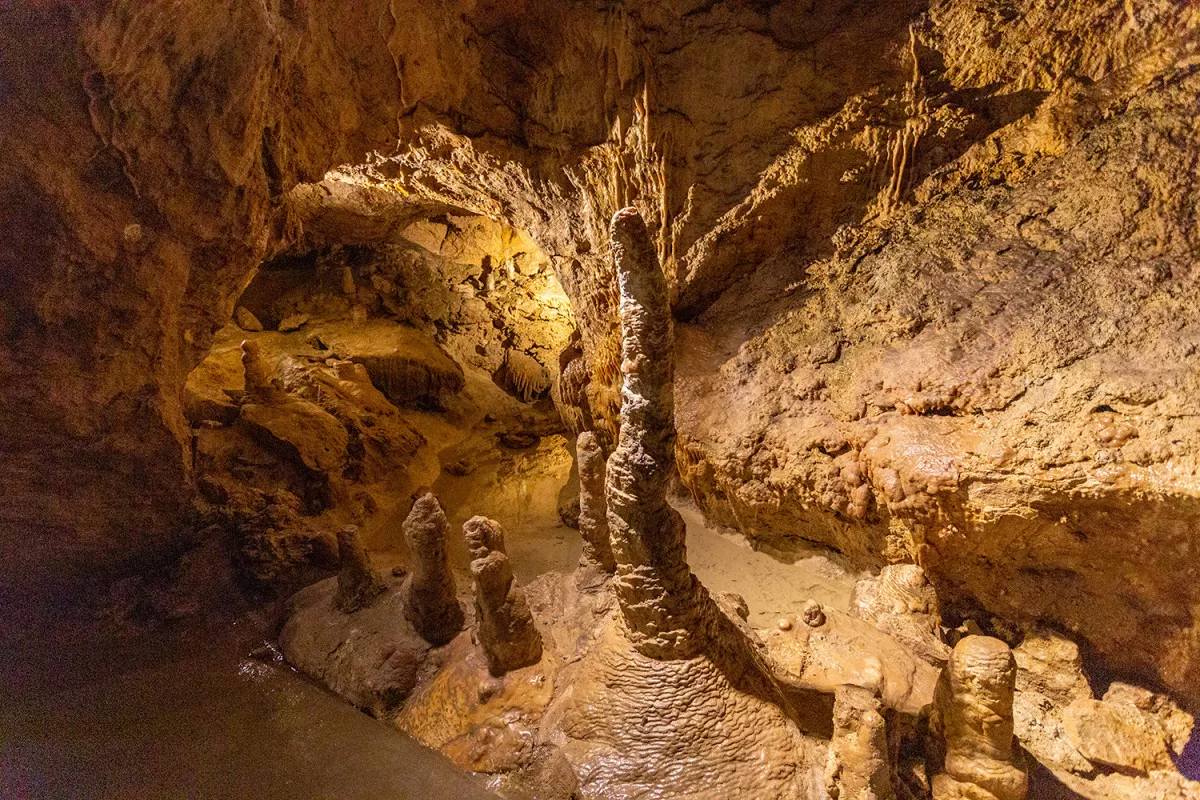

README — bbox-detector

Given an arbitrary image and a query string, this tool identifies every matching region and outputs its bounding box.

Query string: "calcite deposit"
[463,516,543,676]
[930,637,1026,800]
[403,493,465,646]
[4,0,1200,797]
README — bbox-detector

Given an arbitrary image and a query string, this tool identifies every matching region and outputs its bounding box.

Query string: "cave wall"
[2,0,1199,706]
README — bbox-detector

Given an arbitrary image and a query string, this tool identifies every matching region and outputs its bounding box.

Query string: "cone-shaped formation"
[402,493,464,646]
[464,516,543,676]
[334,525,385,613]
[241,339,286,404]
[576,431,616,583]
[932,636,1027,800]
[605,207,706,659]
[825,683,895,800]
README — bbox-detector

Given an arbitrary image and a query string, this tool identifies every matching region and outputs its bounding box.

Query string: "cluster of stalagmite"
[402,493,464,646]
[333,525,384,613]
[575,431,616,587]
[825,684,894,800]
[931,636,1027,800]
[463,515,543,676]
[604,207,710,659]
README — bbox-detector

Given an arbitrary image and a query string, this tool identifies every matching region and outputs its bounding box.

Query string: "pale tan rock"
[1013,628,1092,704]
[575,431,615,585]
[463,516,542,676]
[1102,682,1195,757]
[1062,697,1176,776]
[825,683,895,800]
[932,636,1027,800]
[402,493,464,646]
[234,306,264,332]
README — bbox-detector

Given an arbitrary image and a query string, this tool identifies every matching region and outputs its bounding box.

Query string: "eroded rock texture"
[575,431,616,585]
[931,637,1026,800]
[402,493,464,646]
[463,515,543,676]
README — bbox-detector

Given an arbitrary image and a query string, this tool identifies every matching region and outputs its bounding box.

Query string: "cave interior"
[3,2,1200,799]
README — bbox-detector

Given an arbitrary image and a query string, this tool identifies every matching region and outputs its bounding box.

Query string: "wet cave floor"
[0,436,858,799]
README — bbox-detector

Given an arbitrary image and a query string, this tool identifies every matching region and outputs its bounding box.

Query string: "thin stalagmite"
[402,493,464,646]
[334,525,384,613]
[605,207,707,659]
[463,516,543,675]
[575,430,616,583]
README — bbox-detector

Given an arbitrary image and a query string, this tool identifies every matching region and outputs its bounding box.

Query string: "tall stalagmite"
[402,493,464,646]
[605,207,707,659]
[575,431,616,584]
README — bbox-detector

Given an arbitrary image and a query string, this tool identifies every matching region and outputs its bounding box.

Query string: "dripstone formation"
[826,683,895,800]
[931,637,1027,800]
[604,206,710,659]
[463,515,543,676]
[574,431,616,586]
[402,493,464,646]
[334,525,384,613]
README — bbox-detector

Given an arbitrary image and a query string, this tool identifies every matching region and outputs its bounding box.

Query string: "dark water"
[0,609,498,800]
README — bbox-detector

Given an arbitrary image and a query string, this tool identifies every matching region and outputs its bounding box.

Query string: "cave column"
[605,207,705,659]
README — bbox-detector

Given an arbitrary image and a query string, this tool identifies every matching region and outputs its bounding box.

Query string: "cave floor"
[364,433,862,627]
[0,436,858,800]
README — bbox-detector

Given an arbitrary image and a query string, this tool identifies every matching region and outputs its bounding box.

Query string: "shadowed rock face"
[463,515,542,676]
[334,525,384,614]
[402,493,464,646]
[605,207,708,660]
[932,636,1027,800]
[575,431,615,584]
